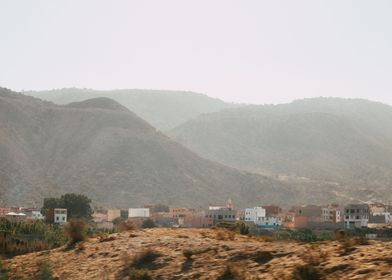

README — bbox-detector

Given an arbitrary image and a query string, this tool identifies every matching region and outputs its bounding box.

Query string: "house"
[344,204,369,229]
[321,204,341,223]
[244,207,266,223]
[47,208,67,224]
[205,199,236,226]
[128,208,150,218]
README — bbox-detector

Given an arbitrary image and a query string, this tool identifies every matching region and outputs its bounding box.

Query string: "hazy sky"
[1,1,391,104]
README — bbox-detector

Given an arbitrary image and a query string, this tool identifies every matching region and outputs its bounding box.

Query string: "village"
[1,198,391,234]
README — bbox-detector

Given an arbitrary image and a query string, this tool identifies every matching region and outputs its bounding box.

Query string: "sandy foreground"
[4,228,392,279]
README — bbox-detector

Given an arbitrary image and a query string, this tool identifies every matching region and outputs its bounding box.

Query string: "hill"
[25,88,239,131]
[4,228,391,279]
[0,88,333,208]
[169,98,392,193]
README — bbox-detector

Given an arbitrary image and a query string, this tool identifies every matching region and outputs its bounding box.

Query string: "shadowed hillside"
[1,88,339,208]
[25,88,240,131]
[169,98,392,195]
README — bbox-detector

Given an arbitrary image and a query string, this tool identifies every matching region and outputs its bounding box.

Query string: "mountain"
[25,88,239,131]
[1,87,335,208]
[169,98,392,194]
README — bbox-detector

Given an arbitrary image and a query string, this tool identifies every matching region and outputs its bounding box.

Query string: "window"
[62,217,65,221]
[56,217,59,221]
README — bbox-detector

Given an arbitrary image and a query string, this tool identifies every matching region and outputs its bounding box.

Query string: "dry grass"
[117,221,136,232]
[215,230,236,241]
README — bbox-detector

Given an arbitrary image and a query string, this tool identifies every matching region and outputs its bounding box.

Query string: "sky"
[0,0,391,104]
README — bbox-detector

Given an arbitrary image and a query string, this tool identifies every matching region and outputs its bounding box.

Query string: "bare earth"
[4,228,392,279]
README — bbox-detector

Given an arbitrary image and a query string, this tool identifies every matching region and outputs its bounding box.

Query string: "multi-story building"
[205,207,236,226]
[244,207,266,223]
[321,204,341,223]
[344,204,369,229]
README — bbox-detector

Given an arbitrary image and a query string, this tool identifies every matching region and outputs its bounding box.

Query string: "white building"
[31,210,44,220]
[257,216,283,228]
[49,208,67,224]
[344,204,369,229]
[129,208,150,218]
[244,207,266,223]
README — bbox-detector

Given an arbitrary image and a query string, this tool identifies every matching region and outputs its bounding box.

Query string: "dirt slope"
[4,228,392,279]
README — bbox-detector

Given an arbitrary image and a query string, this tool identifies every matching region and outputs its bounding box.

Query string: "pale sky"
[1,0,391,104]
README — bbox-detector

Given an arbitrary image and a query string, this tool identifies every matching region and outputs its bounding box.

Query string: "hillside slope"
[169,98,392,190]
[25,88,239,131]
[5,228,392,279]
[1,88,333,208]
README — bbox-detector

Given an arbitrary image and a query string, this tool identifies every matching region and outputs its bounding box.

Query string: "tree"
[42,193,93,220]
[141,218,156,229]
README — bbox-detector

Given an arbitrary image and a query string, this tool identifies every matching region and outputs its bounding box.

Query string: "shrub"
[35,260,54,280]
[128,269,153,280]
[62,219,86,244]
[217,264,244,280]
[119,250,160,278]
[183,249,194,260]
[292,264,324,280]
[234,221,249,235]
[131,249,161,269]
[141,219,156,229]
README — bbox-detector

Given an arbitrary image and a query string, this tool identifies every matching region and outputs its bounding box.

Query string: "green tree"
[42,193,93,220]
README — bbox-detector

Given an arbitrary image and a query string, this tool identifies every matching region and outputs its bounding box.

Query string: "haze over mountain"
[26,89,239,131]
[2,87,337,208]
[170,98,392,197]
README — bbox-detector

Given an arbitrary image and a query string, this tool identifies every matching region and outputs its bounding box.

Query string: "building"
[205,207,236,225]
[256,216,283,228]
[244,207,266,223]
[129,208,150,218]
[344,204,369,229]
[321,204,341,223]
[107,209,121,222]
[47,208,67,224]
[262,205,283,216]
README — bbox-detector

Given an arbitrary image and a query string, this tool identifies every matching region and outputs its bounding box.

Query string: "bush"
[217,264,244,280]
[131,249,161,269]
[236,222,249,235]
[119,249,160,278]
[35,260,54,280]
[292,264,324,280]
[62,219,86,244]
[141,219,156,229]
[128,269,153,280]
